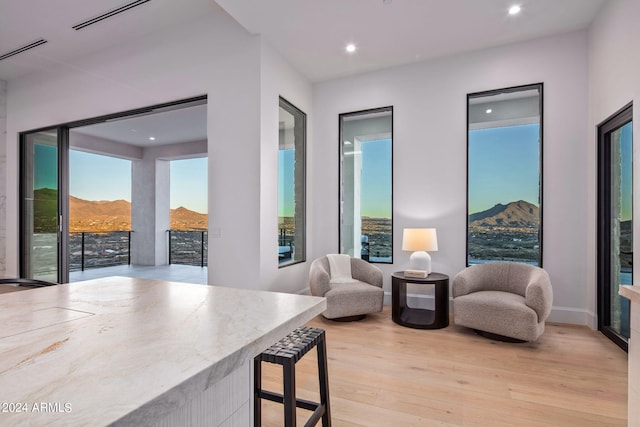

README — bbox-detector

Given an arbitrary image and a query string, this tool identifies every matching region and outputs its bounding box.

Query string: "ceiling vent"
[0,39,48,62]
[72,0,152,31]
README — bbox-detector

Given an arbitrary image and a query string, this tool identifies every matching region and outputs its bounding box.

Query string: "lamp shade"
[402,228,438,252]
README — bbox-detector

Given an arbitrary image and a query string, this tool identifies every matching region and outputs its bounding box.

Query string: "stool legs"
[317,334,331,426]
[254,327,331,427]
[283,358,296,426]
[254,357,262,426]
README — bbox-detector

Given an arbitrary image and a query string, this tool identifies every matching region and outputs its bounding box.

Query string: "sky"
[278,149,295,217]
[67,150,207,214]
[170,158,208,214]
[278,139,392,219]
[360,139,392,218]
[618,121,633,221]
[34,144,57,190]
[468,124,540,214]
[69,150,131,201]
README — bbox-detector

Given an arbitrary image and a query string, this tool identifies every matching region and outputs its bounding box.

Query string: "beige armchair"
[309,255,384,320]
[453,262,553,342]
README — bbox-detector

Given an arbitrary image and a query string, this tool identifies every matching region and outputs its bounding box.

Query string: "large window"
[340,106,393,263]
[278,97,306,266]
[467,84,543,266]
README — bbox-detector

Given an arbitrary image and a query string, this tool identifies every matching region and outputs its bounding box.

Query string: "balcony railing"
[278,228,294,264]
[167,230,208,267]
[69,231,132,272]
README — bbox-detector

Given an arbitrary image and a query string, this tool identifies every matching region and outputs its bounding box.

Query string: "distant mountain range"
[25,189,207,232]
[69,195,207,232]
[469,200,539,229]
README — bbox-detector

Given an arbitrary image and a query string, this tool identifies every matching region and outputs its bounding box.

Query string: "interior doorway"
[19,96,207,283]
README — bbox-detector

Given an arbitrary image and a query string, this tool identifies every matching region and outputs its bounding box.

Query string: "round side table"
[391,271,449,329]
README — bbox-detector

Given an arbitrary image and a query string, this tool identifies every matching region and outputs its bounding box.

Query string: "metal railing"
[167,230,208,267]
[69,231,132,272]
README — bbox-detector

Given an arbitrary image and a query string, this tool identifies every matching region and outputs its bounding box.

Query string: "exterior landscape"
[468,200,540,264]
[65,192,208,270]
[279,216,392,263]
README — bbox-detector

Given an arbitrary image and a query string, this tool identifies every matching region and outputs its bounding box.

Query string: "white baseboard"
[383,291,597,328]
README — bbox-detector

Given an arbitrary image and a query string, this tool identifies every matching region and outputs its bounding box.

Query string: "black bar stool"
[254,326,331,427]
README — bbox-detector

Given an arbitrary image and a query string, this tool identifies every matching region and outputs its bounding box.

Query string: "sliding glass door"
[598,104,633,351]
[20,128,69,283]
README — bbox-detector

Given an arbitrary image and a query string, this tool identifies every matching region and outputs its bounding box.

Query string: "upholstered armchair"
[453,262,553,342]
[309,255,384,320]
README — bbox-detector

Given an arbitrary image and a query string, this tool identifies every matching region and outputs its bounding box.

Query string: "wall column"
[131,156,170,266]
[0,80,6,273]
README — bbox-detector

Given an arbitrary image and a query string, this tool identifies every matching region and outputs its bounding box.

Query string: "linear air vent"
[72,0,152,31]
[0,39,48,62]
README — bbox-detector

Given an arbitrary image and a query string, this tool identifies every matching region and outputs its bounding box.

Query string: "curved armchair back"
[453,262,543,297]
[308,256,384,297]
[309,257,331,297]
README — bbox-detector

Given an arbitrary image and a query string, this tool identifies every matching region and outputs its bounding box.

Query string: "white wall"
[0,80,6,273]
[4,11,268,288]
[588,0,640,324]
[312,31,590,324]
[258,40,313,293]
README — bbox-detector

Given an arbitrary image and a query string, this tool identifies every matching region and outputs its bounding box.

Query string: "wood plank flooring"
[258,306,627,426]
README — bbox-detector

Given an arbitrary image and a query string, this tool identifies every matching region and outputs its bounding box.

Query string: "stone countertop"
[620,285,640,305]
[0,277,326,426]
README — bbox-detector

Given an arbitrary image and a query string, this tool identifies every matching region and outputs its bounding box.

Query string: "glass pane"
[609,121,632,339]
[22,130,59,282]
[278,98,306,266]
[340,107,393,263]
[467,85,542,266]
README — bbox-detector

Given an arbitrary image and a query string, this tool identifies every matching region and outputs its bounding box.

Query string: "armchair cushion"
[309,255,384,320]
[453,262,553,341]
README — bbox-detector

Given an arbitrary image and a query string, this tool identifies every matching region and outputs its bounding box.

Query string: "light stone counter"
[620,285,639,427]
[0,277,326,426]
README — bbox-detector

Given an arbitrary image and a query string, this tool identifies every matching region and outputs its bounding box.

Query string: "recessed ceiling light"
[346,44,356,53]
[149,136,156,141]
[486,109,492,114]
[508,5,521,15]
[383,0,392,4]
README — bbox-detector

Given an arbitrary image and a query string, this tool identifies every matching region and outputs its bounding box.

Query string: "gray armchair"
[453,262,553,342]
[309,255,384,320]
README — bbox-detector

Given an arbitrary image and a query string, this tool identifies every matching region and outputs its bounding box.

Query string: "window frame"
[278,96,307,268]
[338,105,394,264]
[466,83,544,267]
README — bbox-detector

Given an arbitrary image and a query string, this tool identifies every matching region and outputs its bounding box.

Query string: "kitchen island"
[620,285,639,427]
[0,277,326,426]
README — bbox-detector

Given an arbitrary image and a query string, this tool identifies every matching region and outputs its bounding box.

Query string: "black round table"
[391,271,449,329]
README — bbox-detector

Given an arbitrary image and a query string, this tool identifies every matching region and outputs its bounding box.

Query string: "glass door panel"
[598,104,633,351]
[609,122,632,339]
[21,130,60,282]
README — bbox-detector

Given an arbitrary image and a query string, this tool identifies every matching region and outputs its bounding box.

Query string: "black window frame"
[338,106,394,264]
[466,83,544,267]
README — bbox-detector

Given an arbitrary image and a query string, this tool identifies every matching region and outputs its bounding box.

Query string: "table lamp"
[402,228,438,274]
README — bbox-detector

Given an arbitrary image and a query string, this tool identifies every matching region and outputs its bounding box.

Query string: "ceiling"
[72,103,207,148]
[0,0,606,144]
[216,0,607,82]
[0,0,220,81]
[0,0,607,83]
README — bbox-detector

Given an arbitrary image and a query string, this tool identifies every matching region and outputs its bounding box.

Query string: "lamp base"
[409,251,432,274]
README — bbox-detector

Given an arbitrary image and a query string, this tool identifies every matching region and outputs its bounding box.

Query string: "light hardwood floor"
[258,306,627,426]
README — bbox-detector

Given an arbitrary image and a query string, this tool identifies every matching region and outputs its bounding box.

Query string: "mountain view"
[31,189,207,232]
[468,200,540,264]
[469,200,539,230]
[68,195,207,232]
